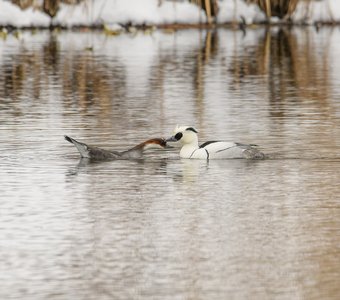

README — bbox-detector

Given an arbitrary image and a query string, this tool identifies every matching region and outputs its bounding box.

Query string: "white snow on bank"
[0,0,340,28]
[0,0,50,27]
[293,0,340,23]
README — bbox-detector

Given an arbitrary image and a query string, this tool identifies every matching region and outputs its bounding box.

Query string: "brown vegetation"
[5,0,339,28]
[11,0,300,22]
[11,0,84,18]
[190,0,219,23]
[246,0,299,19]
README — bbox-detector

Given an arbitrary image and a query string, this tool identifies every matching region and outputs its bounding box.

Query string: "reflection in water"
[0,29,340,300]
[192,30,219,127]
[66,157,169,178]
[229,28,331,103]
[1,28,337,130]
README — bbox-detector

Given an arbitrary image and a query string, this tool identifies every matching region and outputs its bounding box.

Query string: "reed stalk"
[247,0,299,19]
[11,0,34,10]
[11,0,84,18]
[189,0,219,24]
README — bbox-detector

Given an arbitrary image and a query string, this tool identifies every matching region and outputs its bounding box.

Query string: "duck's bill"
[165,136,177,142]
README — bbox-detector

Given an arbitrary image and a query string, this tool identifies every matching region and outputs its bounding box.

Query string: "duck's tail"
[243,147,266,160]
[64,135,91,158]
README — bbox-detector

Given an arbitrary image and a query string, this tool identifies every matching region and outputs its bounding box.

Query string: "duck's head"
[141,138,168,150]
[166,125,198,145]
[125,138,168,158]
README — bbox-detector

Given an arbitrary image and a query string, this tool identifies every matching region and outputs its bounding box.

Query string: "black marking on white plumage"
[199,140,219,148]
[186,127,198,133]
[216,146,237,153]
[189,149,198,158]
[205,149,209,159]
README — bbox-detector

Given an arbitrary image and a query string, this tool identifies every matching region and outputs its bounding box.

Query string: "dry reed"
[246,0,299,19]
[189,0,219,23]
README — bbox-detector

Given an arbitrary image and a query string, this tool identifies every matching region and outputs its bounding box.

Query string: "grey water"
[0,28,340,300]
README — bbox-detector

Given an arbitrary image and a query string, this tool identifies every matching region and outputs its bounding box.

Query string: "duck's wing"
[199,141,263,159]
[197,140,265,159]
[235,142,259,148]
[197,141,241,159]
[200,141,238,152]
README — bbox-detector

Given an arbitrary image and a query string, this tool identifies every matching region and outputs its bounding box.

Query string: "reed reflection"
[0,29,336,129]
[61,54,126,114]
[0,35,59,102]
[194,30,219,102]
[229,28,331,105]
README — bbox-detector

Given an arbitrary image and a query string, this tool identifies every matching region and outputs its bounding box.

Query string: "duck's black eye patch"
[186,127,198,133]
[175,132,183,140]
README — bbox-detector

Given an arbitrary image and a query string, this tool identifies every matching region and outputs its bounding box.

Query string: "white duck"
[65,135,167,160]
[166,125,265,159]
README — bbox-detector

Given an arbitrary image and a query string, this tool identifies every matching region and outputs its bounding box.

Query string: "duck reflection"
[169,159,209,183]
[66,156,170,177]
[166,157,263,184]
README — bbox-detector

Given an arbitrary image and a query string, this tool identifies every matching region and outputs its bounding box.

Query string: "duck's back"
[185,141,264,159]
[201,141,244,159]
[88,147,122,160]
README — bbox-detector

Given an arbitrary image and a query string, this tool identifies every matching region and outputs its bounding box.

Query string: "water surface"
[0,28,340,300]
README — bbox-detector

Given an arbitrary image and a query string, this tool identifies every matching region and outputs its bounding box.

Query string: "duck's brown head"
[142,138,167,150]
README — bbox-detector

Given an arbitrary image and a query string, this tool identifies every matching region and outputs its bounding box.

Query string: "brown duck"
[65,135,167,160]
